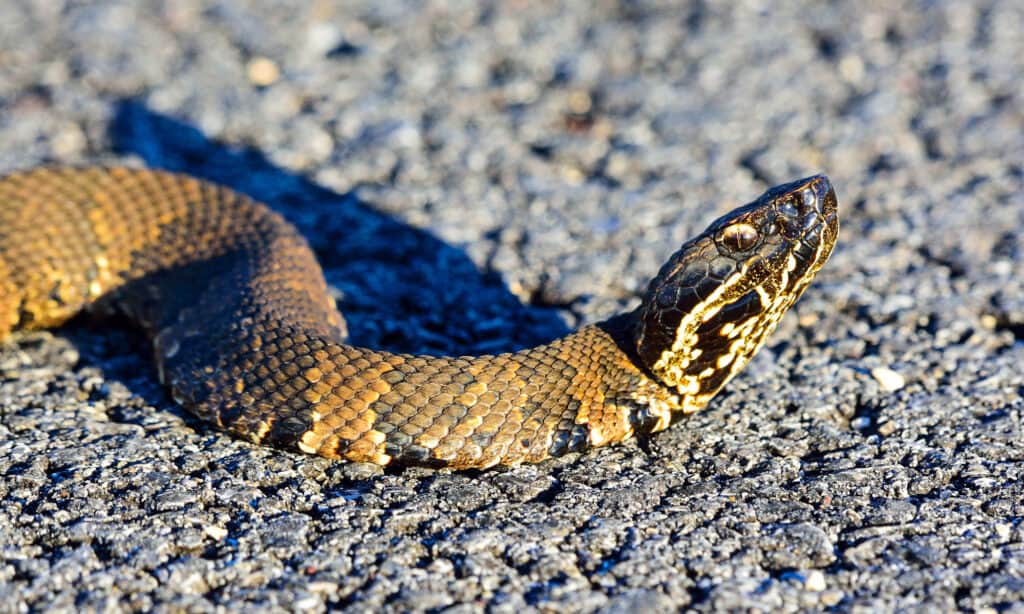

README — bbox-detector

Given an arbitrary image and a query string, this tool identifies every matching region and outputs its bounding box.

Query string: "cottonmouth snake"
[0,168,838,469]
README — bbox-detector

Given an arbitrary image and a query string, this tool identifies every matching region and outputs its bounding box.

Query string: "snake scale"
[0,168,837,469]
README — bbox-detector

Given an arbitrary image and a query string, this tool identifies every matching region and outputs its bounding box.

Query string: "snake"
[0,167,837,469]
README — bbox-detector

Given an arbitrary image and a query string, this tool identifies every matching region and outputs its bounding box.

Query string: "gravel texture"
[1,1,1022,612]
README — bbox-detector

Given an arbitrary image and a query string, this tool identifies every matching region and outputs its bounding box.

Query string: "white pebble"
[805,570,827,592]
[203,525,228,540]
[871,367,905,392]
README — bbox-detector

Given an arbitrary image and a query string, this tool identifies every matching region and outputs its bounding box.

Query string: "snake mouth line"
[0,167,838,469]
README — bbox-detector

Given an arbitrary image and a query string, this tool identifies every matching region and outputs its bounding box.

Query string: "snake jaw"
[635,175,838,411]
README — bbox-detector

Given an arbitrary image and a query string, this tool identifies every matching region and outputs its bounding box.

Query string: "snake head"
[635,175,838,411]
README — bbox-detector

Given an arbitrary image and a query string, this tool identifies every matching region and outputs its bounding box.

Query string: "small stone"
[851,416,872,431]
[820,590,844,606]
[247,57,280,86]
[568,90,592,114]
[798,312,820,327]
[306,581,339,597]
[804,570,826,592]
[871,367,905,392]
[203,525,228,540]
[292,594,323,611]
[839,54,865,84]
[51,123,86,157]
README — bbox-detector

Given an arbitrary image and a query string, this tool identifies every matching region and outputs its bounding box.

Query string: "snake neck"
[586,312,686,438]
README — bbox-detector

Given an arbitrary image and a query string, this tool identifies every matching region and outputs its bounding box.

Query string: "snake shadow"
[108,100,570,359]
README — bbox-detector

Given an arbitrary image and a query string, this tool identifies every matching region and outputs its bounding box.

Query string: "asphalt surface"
[1,1,1022,612]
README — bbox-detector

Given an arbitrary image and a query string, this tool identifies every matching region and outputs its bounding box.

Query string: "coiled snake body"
[0,168,837,469]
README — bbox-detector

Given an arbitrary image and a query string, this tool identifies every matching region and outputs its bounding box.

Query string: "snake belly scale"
[0,168,838,469]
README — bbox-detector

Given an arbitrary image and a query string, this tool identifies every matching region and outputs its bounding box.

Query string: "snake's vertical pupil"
[718,223,759,251]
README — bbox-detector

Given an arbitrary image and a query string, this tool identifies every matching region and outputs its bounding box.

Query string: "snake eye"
[717,222,759,252]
